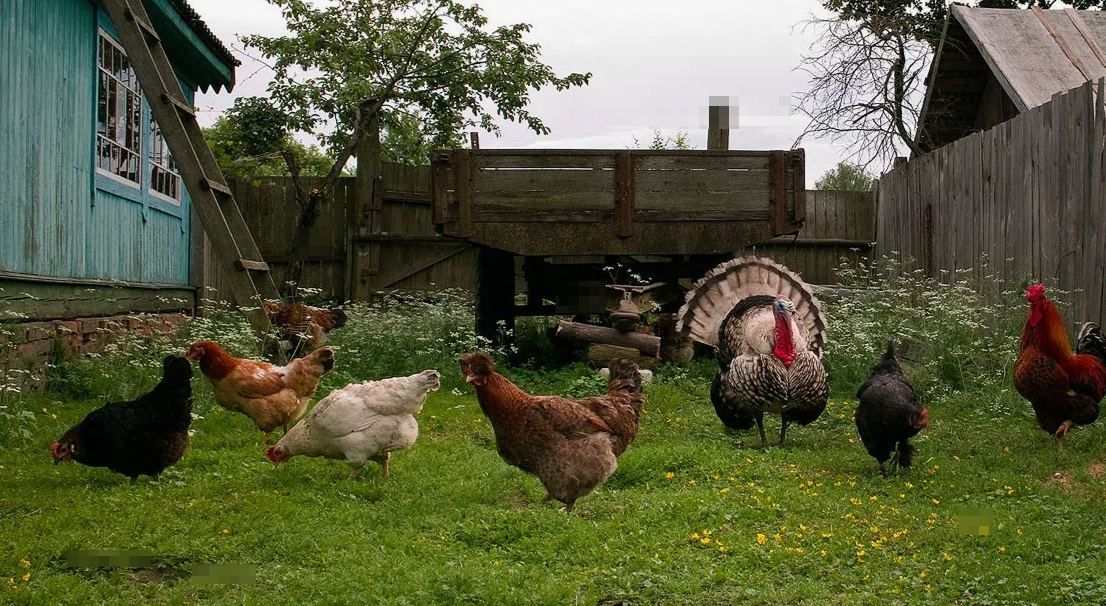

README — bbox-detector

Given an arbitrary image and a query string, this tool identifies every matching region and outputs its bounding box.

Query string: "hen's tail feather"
[675,256,826,353]
[606,358,644,414]
[1077,322,1106,368]
[896,441,916,468]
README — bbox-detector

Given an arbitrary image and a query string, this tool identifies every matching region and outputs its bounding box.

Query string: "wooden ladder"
[100,0,280,326]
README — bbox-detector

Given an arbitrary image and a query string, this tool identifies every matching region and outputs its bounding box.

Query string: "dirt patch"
[1088,462,1105,478]
[1046,472,1071,489]
[130,564,188,585]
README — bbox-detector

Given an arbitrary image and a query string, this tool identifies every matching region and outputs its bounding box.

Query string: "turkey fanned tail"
[678,257,828,446]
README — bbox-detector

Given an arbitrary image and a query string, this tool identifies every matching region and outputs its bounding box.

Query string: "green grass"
[3,269,1106,605]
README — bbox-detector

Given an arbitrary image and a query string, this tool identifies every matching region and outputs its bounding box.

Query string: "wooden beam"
[707,102,730,150]
[455,151,473,237]
[769,152,791,235]
[555,320,660,357]
[235,259,271,272]
[614,150,634,237]
[431,151,450,225]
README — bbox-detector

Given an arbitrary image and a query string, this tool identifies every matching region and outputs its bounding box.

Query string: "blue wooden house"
[0,0,236,321]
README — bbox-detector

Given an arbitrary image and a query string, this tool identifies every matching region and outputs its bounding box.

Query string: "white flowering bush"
[822,253,1024,402]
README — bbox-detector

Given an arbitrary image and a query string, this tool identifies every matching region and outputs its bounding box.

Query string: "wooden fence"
[877,79,1106,326]
[199,164,477,304]
[199,168,875,303]
[737,190,875,284]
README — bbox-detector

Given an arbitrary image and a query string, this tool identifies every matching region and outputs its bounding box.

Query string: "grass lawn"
[3,278,1106,605]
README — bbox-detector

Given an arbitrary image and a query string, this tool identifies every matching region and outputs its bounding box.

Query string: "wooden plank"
[634,155,772,171]
[475,211,612,223]
[615,150,634,237]
[1033,6,1095,83]
[476,153,616,169]
[431,152,449,227]
[634,169,769,192]
[474,190,616,213]
[474,168,616,192]
[635,190,775,215]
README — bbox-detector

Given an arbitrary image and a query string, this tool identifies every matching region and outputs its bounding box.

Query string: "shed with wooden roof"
[917,4,1106,153]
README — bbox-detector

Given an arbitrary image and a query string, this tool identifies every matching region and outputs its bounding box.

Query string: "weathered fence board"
[878,79,1106,330]
[736,190,876,285]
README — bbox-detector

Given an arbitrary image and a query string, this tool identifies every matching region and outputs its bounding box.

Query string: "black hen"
[52,356,193,482]
[855,342,928,476]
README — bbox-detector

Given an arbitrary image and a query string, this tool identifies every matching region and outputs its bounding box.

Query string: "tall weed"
[822,254,1024,401]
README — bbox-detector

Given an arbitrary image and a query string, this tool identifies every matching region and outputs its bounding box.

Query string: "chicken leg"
[779,419,790,445]
[1055,420,1075,451]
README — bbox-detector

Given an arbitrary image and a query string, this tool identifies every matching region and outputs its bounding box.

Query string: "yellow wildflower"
[999,547,1006,554]
[688,479,696,485]
[756,533,767,545]
[718,545,727,553]
[942,552,953,561]
[700,538,711,545]
[691,533,700,540]
[932,499,940,505]
[19,560,29,569]
[665,472,674,479]
[21,573,29,582]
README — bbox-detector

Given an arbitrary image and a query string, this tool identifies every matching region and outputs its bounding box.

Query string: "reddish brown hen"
[186,340,335,443]
[459,352,644,512]
[1014,284,1106,450]
[263,300,347,355]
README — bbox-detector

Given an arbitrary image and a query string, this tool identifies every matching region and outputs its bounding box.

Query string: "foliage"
[242,0,591,178]
[203,97,338,179]
[816,162,875,191]
[794,0,1106,170]
[631,130,695,150]
[823,253,1024,402]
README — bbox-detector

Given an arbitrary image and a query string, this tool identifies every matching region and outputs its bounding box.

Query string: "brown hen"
[459,352,644,512]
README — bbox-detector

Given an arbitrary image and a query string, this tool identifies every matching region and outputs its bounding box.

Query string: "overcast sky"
[188,0,854,186]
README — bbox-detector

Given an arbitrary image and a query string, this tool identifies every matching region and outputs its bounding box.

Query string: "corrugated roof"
[165,0,240,70]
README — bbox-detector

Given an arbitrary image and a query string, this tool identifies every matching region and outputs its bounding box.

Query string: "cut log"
[556,320,660,357]
[588,344,657,369]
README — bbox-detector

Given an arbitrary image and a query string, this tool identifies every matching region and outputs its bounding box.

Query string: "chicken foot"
[778,419,790,445]
[1055,420,1075,451]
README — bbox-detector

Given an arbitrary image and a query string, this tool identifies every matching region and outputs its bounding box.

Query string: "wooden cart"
[430,148,807,339]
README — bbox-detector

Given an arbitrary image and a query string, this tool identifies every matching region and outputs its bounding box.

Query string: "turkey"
[676,257,828,446]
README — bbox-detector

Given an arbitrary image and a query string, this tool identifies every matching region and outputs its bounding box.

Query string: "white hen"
[266,370,441,477]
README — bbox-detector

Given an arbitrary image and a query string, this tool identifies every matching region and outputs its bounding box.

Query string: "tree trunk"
[345,113,382,302]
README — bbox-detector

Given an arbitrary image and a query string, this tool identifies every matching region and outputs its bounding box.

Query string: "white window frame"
[95,32,143,188]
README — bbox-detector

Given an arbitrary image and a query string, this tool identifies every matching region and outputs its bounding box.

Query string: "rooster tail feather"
[1077,322,1106,368]
[675,256,826,353]
[896,441,916,468]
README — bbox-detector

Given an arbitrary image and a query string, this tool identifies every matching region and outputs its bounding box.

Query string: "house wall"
[0,0,193,291]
